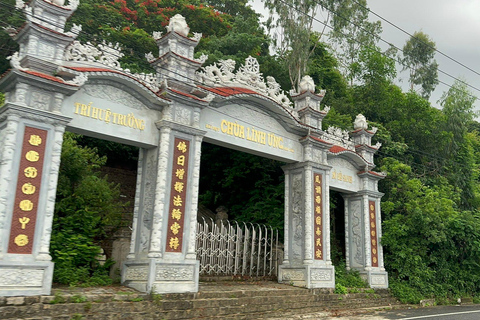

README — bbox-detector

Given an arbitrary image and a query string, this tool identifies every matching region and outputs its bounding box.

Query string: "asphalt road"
[329,305,480,320]
[376,305,480,319]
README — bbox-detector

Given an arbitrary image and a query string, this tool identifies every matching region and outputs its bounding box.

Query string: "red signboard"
[8,126,48,254]
[165,138,190,253]
[313,173,323,260]
[369,200,379,267]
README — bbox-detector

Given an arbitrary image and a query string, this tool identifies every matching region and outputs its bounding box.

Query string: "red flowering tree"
[68,0,232,72]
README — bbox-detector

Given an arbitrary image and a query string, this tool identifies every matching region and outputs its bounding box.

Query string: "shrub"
[51,133,125,286]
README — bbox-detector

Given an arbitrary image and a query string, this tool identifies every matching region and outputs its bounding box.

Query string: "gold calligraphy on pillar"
[165,138,190,253]
[8,126,48,254]
[313,173,323,260]
[369,201,379,267]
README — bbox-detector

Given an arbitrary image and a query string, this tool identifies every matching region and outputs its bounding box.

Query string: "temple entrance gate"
[0,0,387,296]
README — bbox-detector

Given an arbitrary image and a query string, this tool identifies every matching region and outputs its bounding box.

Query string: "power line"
[1,2,476,184]
[1,0,479,102]
[348,0,480,79]
[271,0,480,99]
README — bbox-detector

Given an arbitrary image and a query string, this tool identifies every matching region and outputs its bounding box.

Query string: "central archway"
[0,2,388,296]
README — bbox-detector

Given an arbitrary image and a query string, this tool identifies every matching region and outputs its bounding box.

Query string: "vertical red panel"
[8,126,48,254]
[165,138,190,253]
[313,173,323,260]
[369,201,379,267]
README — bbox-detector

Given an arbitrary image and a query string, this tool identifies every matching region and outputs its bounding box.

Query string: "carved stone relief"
[291,173,304,262]
[310,269,332,281]
[125,267,148,281]
[0,269,44,286]
[282,270,304,281]
[350,200,363,266]
[82,85,146,110]
[371,275,386,285]
[140,150,157,252]
[175,107,191,126]
[31,91,51,110]
[312,149,323,164]
[156,266,194,281]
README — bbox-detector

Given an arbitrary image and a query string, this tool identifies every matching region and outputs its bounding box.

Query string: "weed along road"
[318,305,480,320]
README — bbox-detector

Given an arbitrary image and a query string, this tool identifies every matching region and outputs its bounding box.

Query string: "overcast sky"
[249,0,480,112]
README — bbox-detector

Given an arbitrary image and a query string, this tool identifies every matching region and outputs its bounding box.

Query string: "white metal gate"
[195,218,279,277]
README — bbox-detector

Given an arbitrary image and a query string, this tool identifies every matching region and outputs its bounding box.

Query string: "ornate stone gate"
[0,0,387,296]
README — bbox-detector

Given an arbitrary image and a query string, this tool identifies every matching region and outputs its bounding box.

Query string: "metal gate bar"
[196,218,279,277]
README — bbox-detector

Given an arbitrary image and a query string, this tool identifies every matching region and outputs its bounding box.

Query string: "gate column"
[122,15,208,294]
[0,0,80,296]
[122,120,206,294]
[343,189,388,288]
[280,158,335,288]
[343,117,388,288]
[278,80,336,288]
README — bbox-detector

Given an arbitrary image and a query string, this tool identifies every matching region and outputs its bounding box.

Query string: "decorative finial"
[353,114,368,130]
[298,75,315,93]
[50,0,66,5]
[166,14,190,37]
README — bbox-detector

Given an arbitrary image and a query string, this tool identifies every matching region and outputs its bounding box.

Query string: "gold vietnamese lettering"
[175,169,185,179]
[170,222,181,235]
[177,141,187,153]
[19,217,30,229]
[28,135,42,146]
[173,195,182,207]
[214,119,294,152]
[14,234,29,247]
[174,182,184,193]
[73,102,146,131]
[331,170,353,184]
[24,167,38,178]
[25,150,40,162]
[21,183,36,195]
[172,209,182,220]
[19,200,34,211]
[177,155,185,166]
[169,237,180,250]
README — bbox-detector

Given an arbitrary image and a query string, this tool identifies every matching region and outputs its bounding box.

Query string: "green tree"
[67,0,233,73]
[401,31,439,99]
[51,133,125,285]
[262,0,327,90]
[0,0,25,74]
[328,0,383,85]
[380,158,480,301]
[308,37,349,106]
[199,143,285,230]
[439,79,478,209]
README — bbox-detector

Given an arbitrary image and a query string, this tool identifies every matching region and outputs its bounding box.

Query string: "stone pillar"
[343,186,388,288]
[0,106,70,296]
[278,161,335,289]
[122,121,205,294]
